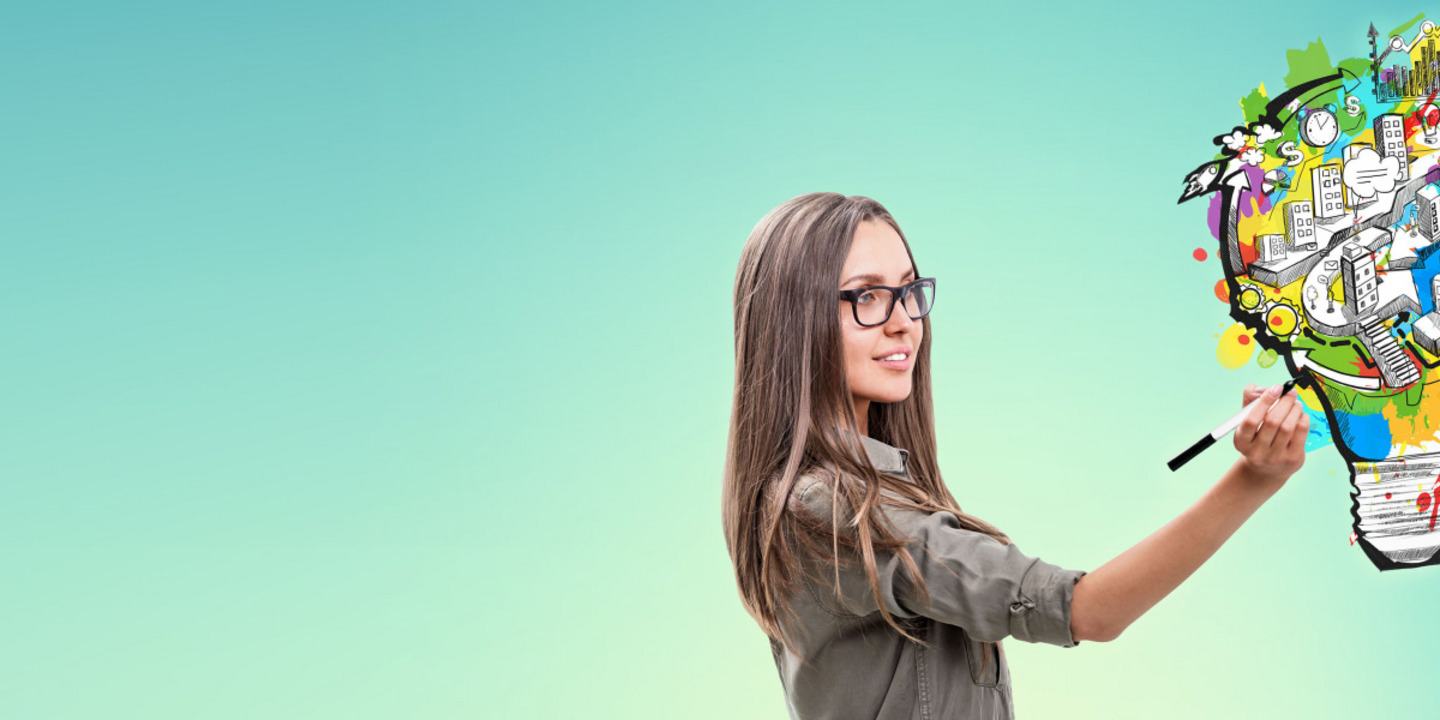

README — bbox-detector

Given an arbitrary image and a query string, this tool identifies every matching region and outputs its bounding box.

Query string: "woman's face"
[838,219,923,433]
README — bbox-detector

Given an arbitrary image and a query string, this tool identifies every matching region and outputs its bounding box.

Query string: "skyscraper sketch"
[1257,233,1288,263]
[1285,200,1317,251]
[1375,114,1409,180]
[1419,185,1440,240]
[1341,241,1378,317]
[1313,163,1346,219]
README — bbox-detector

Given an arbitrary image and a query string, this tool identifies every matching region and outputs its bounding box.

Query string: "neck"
[852,398,870,436]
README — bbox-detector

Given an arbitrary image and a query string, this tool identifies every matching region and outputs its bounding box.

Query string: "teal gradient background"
[5,1,1439,718]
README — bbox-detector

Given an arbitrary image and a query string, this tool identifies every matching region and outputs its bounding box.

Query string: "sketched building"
[1419,185,1440,240]
[1375,113,1409,179]
[1256,234,1288,263]
[1344,142,1373,164]
[1341,144,1374,210]
[1414,312,1440,355]
[1312,163,1345,219]
[1341,241,1379,317]
[1284,200,1317,251]
[1248,229,1323,286]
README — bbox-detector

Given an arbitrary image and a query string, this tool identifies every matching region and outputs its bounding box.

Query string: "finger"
[1277,398,1305,445]
[1254,390,1295,450]
[1242,383,1265,407]
[1260,390,1299,447]
[1286,409,1311,456]
[1237,385,1278,448]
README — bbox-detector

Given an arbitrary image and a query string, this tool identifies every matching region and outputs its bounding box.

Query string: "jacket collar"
[859,434,910,476]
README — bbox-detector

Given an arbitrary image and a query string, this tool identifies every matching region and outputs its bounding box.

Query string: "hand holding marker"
[1168,378,1304,472]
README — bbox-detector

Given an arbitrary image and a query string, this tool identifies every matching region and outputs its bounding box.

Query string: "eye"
[855,290,877,304]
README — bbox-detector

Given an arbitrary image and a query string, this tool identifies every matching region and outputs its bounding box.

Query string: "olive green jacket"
[770,435,1086,720]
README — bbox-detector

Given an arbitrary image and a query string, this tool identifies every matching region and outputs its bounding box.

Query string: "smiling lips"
[874,347,912,370]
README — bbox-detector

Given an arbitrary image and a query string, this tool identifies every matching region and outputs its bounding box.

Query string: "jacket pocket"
[960,631,1001,688]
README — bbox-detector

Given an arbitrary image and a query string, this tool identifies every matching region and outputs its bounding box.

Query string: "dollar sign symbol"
[1280,141,1304,166]
[1346,95,1363,116]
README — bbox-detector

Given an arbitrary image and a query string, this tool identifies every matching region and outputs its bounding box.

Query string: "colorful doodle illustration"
[1180,15,1440,570]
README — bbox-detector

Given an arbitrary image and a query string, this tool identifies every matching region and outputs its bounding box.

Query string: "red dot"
[1214,280,1229,303]
[1386,493,1393,499]
[1419,492,1432,514]
[1193,248,1208,261]
[1271,314,1284,326]
[1237,334,1251,345]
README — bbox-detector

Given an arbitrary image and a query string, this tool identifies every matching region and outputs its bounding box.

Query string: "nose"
[884,298,915,333]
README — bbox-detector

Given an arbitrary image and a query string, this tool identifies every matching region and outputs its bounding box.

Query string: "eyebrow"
[842,269,916,286]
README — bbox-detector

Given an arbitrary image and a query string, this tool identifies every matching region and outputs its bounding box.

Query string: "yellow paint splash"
[1217,322,1257,369]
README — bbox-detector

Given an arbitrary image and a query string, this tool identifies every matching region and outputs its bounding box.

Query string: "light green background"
[4,1,1437,718]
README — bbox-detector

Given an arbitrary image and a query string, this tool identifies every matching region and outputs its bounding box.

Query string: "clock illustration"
[1299,106,1339,147]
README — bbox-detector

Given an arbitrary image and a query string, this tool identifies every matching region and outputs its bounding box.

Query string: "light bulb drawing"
[1180,23,1440,571]
[1421,103,1440,144]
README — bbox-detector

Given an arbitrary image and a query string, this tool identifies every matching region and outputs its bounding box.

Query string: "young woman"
[721,192,1308,720]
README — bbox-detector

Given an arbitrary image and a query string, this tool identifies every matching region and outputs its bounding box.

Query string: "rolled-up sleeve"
[798,481,1087,647]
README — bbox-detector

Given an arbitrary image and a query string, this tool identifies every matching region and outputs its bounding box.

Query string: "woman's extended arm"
[1069,383,1309,643]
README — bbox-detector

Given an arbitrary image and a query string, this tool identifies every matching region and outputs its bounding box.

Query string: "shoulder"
[786,467,921,530]
[788,468,837,520]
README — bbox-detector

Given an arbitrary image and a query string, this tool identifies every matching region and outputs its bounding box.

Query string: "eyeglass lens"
[854,281,933,326]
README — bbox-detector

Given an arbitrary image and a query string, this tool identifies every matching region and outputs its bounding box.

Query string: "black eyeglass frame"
[837,277,936,328]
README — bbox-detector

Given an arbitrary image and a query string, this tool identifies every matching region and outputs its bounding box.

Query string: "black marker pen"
[1167,378,1301,472]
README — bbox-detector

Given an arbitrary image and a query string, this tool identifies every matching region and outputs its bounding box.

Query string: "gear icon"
[1262,300,1299,339]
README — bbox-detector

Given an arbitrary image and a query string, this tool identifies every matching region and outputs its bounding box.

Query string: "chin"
[864,386,913,405]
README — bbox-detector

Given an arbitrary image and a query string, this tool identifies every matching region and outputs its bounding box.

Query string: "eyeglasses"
[837,277,936,327]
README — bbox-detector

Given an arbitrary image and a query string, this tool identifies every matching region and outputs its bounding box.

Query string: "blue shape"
[1332,410,1395,459]
[1397,201,1418,229]
[1303,405,1334,453]
[1410,255,1440,316]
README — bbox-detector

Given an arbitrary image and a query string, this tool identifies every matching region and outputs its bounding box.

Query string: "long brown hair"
[722,192,1012,660]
